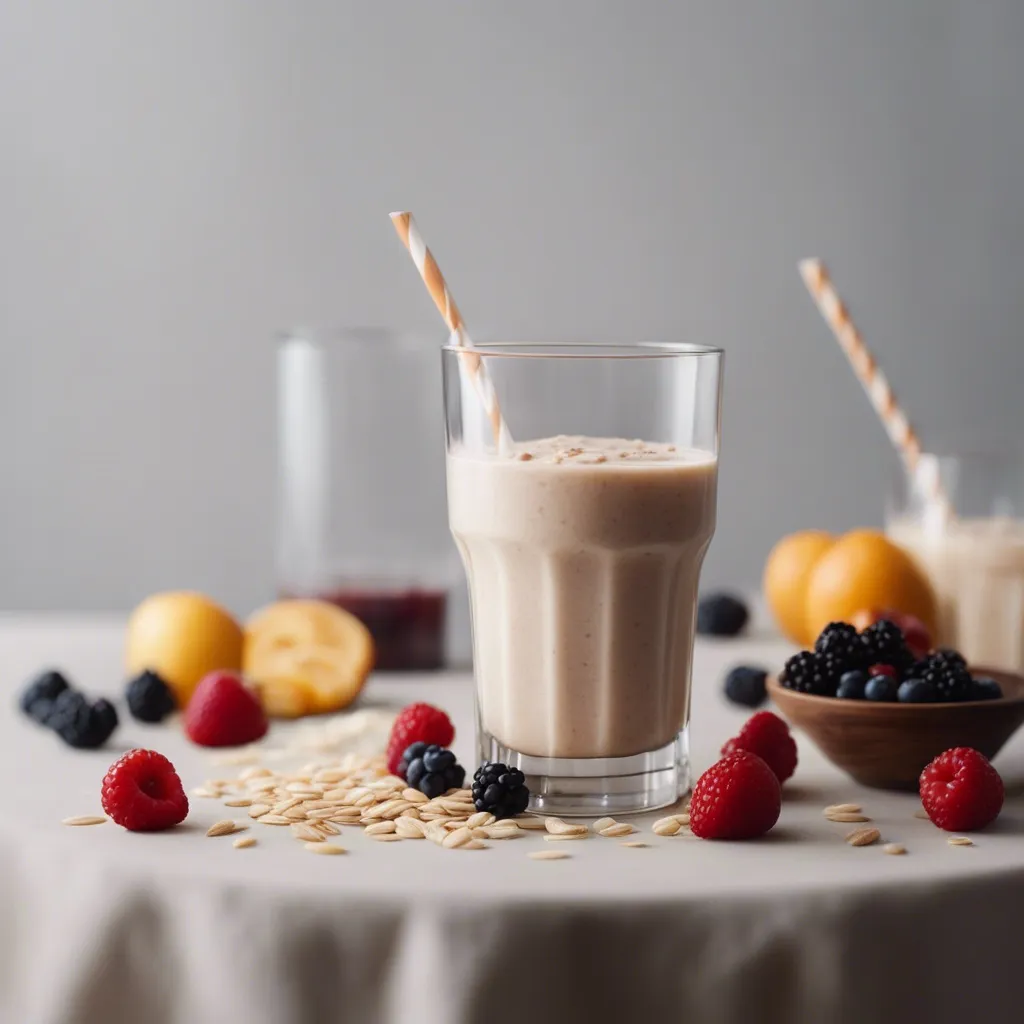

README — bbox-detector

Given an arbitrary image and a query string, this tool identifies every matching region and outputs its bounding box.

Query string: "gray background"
[2,2,1023,648]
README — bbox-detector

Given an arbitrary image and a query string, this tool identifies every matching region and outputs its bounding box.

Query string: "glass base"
[478,728,690,817]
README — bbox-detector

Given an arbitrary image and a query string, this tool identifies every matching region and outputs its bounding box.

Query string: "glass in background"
[277,328,456,670]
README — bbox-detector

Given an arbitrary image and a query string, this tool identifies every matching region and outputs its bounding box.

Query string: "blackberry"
[909,650,974,702]
[859,620,913,673]
[780,650,839,696]
[125,670,177,723]
[696,594,749,637]
[19,669,71,725]
[814,623,866,671]
[403,744,465,799]
[472,762,530,819]
[48,691,119,749]
[723,665,768,708]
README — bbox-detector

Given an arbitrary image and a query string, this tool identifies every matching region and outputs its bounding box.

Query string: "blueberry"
[423,747,455,773]
[971,677,1003,701]
[419,772,447,799]
[125,669,176,723]
[697,594,749,637]
[402,741,428,764]
[723,665,768,707]
[897,678,939,703]
[865,674,899,702]
[406,758,426,788]
[836,670,867,700]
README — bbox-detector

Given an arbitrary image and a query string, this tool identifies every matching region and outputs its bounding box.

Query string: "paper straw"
[798,258,946,507]
[390,212,511,449]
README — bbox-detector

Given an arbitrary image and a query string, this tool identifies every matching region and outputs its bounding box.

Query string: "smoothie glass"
[443,342,723,815]
[887,450,1024,674]
[277,328,456,670]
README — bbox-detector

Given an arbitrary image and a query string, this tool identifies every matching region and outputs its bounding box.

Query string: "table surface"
[3,615,1024,1024]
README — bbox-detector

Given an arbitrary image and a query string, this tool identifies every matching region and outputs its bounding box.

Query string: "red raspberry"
[184,671,268,747]
[690,750,782,840]
[386,703,455,775]
[919,746,1004,832]
[721,710,798,783]
[868,663,899,680]
[101,749,189,831]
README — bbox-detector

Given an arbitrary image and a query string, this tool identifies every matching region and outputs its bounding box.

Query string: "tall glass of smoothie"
[443,342,723,814]
[887,450,1024,673]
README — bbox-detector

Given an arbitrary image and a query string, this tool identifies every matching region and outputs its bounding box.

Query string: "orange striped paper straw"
[798,258,946,506]
[390,212,511,448]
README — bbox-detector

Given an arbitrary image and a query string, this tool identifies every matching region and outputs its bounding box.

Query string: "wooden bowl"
[767,668,1024,790]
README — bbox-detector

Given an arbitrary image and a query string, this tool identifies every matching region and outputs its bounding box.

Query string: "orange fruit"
[125,592,244,707]
[244,600,375,718]
[803,529,938,642]
[763,531,836,645]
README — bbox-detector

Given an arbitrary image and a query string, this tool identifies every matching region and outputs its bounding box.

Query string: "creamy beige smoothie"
[888,517,1024,673]
[447,436,718,760]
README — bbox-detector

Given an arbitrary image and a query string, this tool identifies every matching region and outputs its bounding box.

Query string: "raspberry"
[689,750,782,840]
[386,703,455,776]
[919,747,1004,832]
[184,671,268,747]
[721,711,798,783]
[101,749,189,831]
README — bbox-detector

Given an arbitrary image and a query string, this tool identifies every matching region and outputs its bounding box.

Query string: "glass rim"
[440,340,724,359]
[277,326,443,348]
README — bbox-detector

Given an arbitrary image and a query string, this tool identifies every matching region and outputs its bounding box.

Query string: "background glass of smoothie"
[277,329,456,670]
[444,342,723,814]
[887,449,1024,674]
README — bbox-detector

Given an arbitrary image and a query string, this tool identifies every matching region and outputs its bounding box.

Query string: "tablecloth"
[1,615,1022,1024]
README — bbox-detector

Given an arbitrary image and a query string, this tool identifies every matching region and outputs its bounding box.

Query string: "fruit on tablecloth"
[19,669,71,725]
[763,530,836,645]
[125,592,244,708]
[401,744,466,798]
[722,665,768,708]
[387,703,455,776]
[803,530,937,644]
[101,748,189,831]
[721,711,797,783]
[690,750,782,840]
[919,747,1003,832]
[184,670,268,747]
[125,669,177,723]
[49,691,119,748]
[244,600,374,718]
[697,593,749,637]
[472,761,531,819]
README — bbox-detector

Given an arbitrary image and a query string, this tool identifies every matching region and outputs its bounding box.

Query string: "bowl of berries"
[767,617,1024,790]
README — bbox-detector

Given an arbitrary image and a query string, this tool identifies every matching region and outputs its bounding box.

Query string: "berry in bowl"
[767,619,1024,789]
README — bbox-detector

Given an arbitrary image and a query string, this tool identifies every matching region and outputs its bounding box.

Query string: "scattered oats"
[402,788,429,804]
[207,820,245,838]
[529,850,570,861]
[190,787,220,799]
[314,821,340,836]
[305,842,346,855]
[240,767,272,780]
[622,841,650,848]
[291,823,325,843]
[272,797,303,815]
[365,821,397,836]
[513,816,548,830]
[442,827,474,849]
[544,817,588,836]
[826,812,871,823]
[823,803,862,816]
[544,832,589,841]
[399,807,422,821]
[370,833,404,843]
[62,815,106,827]
[652,817,682,837]
[482,825,522,840]
[467,811,496,829]
[233,836,257,849]
[224,798,253,808]
[599,822,636,838]
[258,815,292,826]
[395,817,426,839]
[883,843,907,855]
[845,827,881,847]
[443,819,469,831]
[460,839,487,850]
[948,836,974,847]
[471,827,491,840]
[592,817,617,832]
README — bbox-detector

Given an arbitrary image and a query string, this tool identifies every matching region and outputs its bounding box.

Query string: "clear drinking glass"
[443,342,723,815]
[887,450,1024,673]
[277,328,456,670]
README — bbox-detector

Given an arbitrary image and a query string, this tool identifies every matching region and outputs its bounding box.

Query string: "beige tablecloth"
[1,616,1022,1024]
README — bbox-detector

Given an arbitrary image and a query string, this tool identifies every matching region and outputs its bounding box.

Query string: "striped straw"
[798,258,946,507]
[390,212,511,449]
